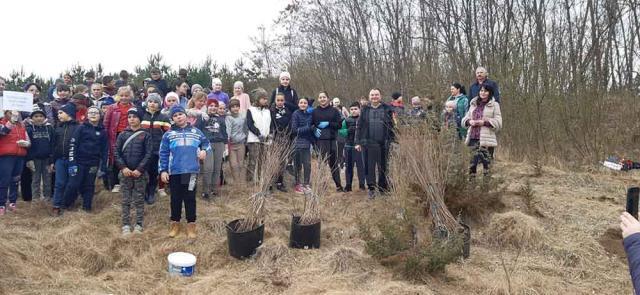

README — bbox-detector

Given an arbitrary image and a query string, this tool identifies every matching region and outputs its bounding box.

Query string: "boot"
[169,221,181,238]
[186,222,197,239]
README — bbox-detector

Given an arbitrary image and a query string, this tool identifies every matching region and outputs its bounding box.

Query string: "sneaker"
[122,225,131,236]
[294,184,304,194]
[368,189,376,200]
[201,192,210,200]
[344,186,352,192]
[336,187,345,193]
[111,184,121,193]
[276,183,288,193]
[8,203,16,212]
[0,206,5,216]
[133,224,143,233]
[52,207,62,216]
[304,184,312,192]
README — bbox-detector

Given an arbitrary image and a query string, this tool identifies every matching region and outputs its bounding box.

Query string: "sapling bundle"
[235,133,294,232]
[299,154,331,225]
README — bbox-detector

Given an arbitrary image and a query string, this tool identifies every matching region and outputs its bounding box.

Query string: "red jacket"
[0,119,28,157]
[104,102,132,164]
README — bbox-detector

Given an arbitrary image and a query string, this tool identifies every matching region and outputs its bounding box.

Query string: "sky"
[0,0,289,79]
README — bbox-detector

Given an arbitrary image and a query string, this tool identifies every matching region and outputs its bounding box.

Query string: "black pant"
[365,142,389,192]
[344,146,365,189]
[315,139,342,188]
[169,173,197,223]
[146,154,159,196]
[293,148,311,185]
[63,164,98,210]
[20,164,32,201]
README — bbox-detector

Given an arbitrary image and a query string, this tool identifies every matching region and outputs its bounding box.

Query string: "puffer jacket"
[290,109,314,149]
[68,122,107,167]
[158,123,211,175]
[53,120,79,160]
[115,127,152,172]
[246,106,272,143]
[461,97,502,147]
[0,119,29,157]
[141,110,171,155]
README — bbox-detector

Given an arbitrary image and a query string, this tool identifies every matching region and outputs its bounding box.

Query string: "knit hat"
[100,97,115,107]
[391,92,402,100]
[191,84,203,94]
[170,105,186,118]
[127,107,144,120]
[332,97,341,106]
[30,107,45,118]
[60,103,77,119]
[411,96,421,104]
[445,100,456,109]
[279,71,291,80]
[233,81,244,89]
[164,92,180,107]
[146,93,162,105]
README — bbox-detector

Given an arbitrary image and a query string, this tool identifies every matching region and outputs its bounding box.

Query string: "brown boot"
[169,221,181,238]
[186,222,196,239]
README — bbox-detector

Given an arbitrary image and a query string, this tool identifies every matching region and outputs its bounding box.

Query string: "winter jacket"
[208,91,230,106]
[68,122,108,167]
[355,103,395,146]
[21,102,55,125]
[141,110,171,156]
[158,123,211,175]
[338,116,359,146]
[624,232,640,294]
[103,102,133,164]
[50,98,70,124]
[148,79,170,97]
[202,114,228,143]
[312,105,343,141]
[53,120,79,160]
[246,106,272,143]
[0,119,29,157]
[469,79,500,105]
[461,97,502,147]
[270,85,299,113]
[290,109,314,149]
[26,123,54,161]
[225,113,247,144]
[115,127,152,172]
[270,106,292,136]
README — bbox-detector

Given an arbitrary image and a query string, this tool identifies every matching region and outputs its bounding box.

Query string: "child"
[186,92,208,126]
[26,108,55,201]
[270,92,292,192]
[246,90,272,183]
[52,103,79,215]
[339,102,365,192]
[441,100,457,130]
[115,108,152,234]
[290,98,314,194]
[0,111,30,215]
[270,71,299,113]
[63,106,108,211]
[159,106,210,239]
[201,99,227,198]
[225,99,247,185]
[50,84,71,124]
[141,93,171,204]
[161,92,180,118]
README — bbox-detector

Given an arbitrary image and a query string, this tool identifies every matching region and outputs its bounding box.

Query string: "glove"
[26,161,35,172]
[314,128,322,138]
[307,107,313,114]
[318,121,329,129]
[68,165,78,177]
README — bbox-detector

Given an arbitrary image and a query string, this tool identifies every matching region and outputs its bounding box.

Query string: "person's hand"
[17,140,30,148]
[355,145,362,152]
[131,170,142,178]
[68,165,78,177]
[318,121,329,129]
[474,119,485,127]
[198,150,207,161]
[26,161,35,172]
[621,212,640,239]
[4,121,13,129]
[122,168,133,177]
[49,164,55,173]
[314,128,322,138]
[161,172,170,183]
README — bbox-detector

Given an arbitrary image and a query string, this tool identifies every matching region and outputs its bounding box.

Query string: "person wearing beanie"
[20,82,48,202]
[104,86,135,193]
[51,102,80,215]
[0,110,30,215]
[207,78,229,106]
[408,96,427,121]
[270,71,299,113]
[159,104,210,239]
[200,99,227,199]
[115,107,152,235]
[191,84,204,96]
[141,93,171,204]
[161,92,180,118]
[62,106,107,212]
[51,84,72,125]
[26,107,55,201]
[231,81,251,113]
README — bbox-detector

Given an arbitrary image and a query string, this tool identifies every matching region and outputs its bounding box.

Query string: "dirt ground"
[0,160,636,295]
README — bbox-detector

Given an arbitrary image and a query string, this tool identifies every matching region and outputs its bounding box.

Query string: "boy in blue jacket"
[63,106,108,211]
[26,108,55,201]
[159,105,210,239]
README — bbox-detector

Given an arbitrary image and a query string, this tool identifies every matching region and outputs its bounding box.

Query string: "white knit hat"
[279,71,291,80]
[233,81,244,89]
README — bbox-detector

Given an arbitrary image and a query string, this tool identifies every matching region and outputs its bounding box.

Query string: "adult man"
[469,67,500,104]
[355,88,395,199]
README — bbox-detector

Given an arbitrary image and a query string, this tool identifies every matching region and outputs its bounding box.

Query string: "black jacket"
[356,103,395,145]
[115,128,152,172]
[270,106,292,136]
[312,105,342,141]
[202,114,228,143]
[53,120,79,160]
[270,85,299,113]
[141,110,171,155]
[68,122,108,167]
[26,123,55,161]
[344,116,358,146]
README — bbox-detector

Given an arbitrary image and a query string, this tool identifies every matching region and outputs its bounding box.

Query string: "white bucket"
[167,252,197,277]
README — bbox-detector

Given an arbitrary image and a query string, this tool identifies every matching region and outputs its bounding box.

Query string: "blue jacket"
[624,233,640,294]
[469,79,500,105]
[149,79,170,97]
[158,123,211,175]
[290,109,314,149]
[26,123,55,162]
[68,122,108,168]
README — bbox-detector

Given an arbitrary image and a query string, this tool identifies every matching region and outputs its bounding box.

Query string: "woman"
[231,81,251,113]
[446,83,469,139]
[461,84,502,177]
[0,111,30,214]
[173,80,190,108]
[312,91,343,192]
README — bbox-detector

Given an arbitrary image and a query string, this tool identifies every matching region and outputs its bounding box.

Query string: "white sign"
[1,91,33,112]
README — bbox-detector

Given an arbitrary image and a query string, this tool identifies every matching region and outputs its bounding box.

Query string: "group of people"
[0,66,502,238]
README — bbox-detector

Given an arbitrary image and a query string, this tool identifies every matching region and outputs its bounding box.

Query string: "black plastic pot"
[226,219,264,259]
[289,215,321,249]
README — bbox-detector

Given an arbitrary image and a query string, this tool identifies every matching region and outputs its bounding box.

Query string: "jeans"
[170,173,197,223]
[63,164,98,210]
[31,158,52,199]
[344,146,365,189]
[365,142,389,192]
[0,156,25,206]
[53,158,69,208]
[293,147,311,185]
[315,139,342,188]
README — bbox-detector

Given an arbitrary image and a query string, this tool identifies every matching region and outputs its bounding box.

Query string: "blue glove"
[318,121,329,129]
[68,165,78,177]
[314,128,321,138]
[307,107,314,114]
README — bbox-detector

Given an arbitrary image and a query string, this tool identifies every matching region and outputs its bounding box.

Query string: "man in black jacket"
[312,91,344,192]
[355,88,395,199]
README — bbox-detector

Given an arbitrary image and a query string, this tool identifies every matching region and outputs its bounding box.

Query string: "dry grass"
[299,154,331,225]
[486,211,545,251]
